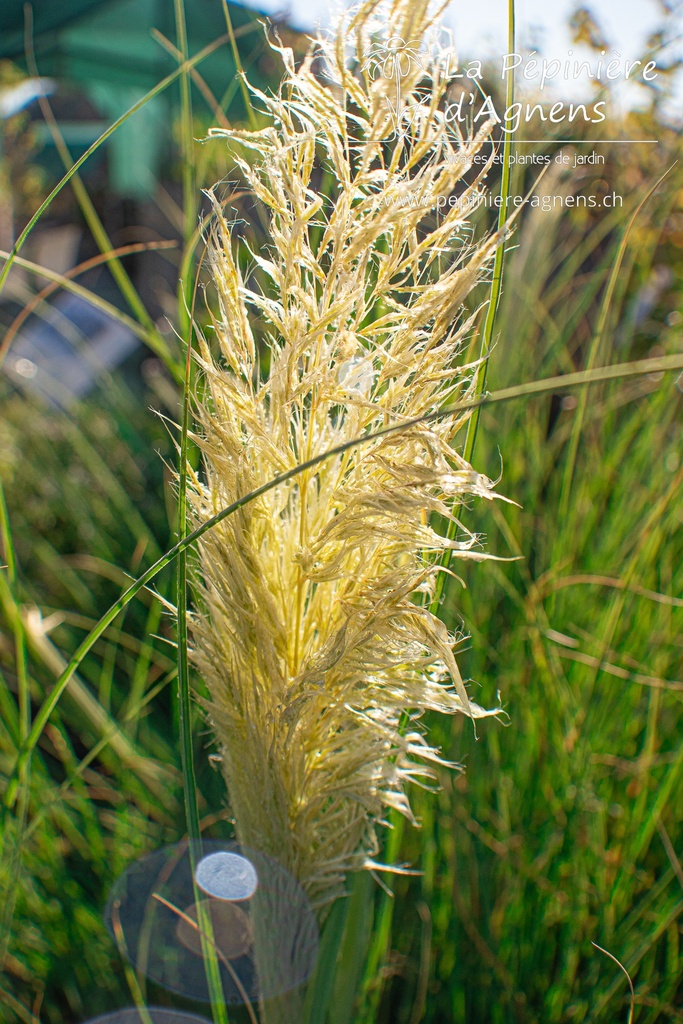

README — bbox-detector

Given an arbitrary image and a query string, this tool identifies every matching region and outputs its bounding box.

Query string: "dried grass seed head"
[188,0,506,907]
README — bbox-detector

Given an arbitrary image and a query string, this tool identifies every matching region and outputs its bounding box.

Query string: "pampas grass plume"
[186,0,507,909]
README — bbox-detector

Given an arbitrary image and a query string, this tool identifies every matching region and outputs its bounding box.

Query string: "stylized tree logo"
[361,36,427,124]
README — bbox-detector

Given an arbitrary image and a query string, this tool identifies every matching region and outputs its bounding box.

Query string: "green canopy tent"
[0,0,279,197]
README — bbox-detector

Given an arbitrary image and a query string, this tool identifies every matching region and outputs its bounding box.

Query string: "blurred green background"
[0,2,682,1023]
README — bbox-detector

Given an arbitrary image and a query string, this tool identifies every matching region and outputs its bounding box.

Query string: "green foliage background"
[1,6,682,1023]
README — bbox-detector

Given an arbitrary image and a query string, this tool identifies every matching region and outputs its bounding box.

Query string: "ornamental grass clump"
[187,0,507,910]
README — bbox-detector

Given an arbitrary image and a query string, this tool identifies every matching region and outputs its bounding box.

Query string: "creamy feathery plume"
[187,0,508,909]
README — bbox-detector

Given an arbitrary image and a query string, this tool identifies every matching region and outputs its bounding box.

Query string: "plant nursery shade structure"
[0,0,277,197]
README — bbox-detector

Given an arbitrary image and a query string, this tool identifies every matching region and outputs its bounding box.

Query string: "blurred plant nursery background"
[0,0,682,1022]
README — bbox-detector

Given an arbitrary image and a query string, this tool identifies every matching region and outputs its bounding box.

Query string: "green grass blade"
[0,481,29,745]
[429,0,516,615]
[303,896,350,1024]
[174,0,196,251]
[0,481,31,970]
[173,0,200,842]
[174,135,229,1018]
[328,871,375,1024]
[463,0,517,458]
[357,819,405,1024]
[221,0,257,129]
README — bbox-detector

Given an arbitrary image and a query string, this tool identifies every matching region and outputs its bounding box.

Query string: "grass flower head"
[188,0,507,908]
